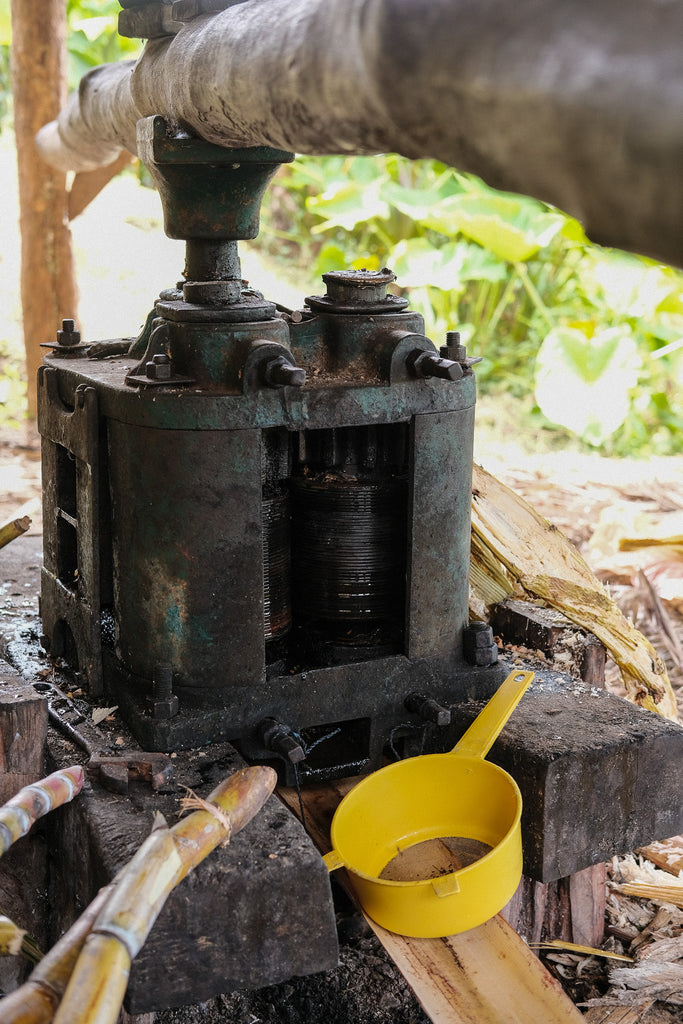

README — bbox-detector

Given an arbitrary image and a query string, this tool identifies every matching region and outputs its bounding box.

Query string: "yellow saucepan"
[323,669,533,937]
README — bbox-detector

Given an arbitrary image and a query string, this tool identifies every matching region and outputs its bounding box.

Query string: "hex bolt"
[153,662,173,698]
[462,622,499,667]
[149,661,179,719]
[259,717,305,764]
[441,330,468,363]
[262,356,306,388]
[440,330,483,368]
[56,319,81,347]
[146,353,173,380]
[409,350,463,382]
[404,692,451,727]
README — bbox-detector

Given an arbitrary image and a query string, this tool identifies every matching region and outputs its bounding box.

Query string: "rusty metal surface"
[38,367,105,696]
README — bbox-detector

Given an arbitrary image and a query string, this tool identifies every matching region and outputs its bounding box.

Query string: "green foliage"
[260,154,683,456]
[0,0,10,128]
[65,0,142,89]
[0,341,27,430]
[0,0,142,127]
[535,326,641,447]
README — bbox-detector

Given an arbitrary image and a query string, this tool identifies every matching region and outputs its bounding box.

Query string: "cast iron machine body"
[39,116,504,784]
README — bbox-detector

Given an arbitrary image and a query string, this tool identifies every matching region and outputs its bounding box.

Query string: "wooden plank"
[369,914,584,1024]
[0,672,47,802]
[279,779,584,1024]
[583,1003,655,1024]
[0,666,49,993]
[569,863,607,947]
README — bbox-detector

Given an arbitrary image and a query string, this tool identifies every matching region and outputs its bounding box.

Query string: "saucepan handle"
[324,849,345,872]
[451,670,534,759]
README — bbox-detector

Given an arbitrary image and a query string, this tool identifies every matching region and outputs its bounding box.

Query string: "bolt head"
[57,319,81,347]
[146,354,172,379]
[149,694,179,720]
[263,357,306,388]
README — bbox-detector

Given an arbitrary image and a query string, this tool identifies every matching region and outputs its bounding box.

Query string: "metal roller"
[290,475,407,625]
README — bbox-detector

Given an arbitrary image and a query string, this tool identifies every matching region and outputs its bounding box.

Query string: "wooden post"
[0,665,49,993]
[10,0,77,421]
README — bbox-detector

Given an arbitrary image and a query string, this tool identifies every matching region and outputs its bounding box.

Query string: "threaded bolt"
[409,350,463,382]
[150,662,179,719]
[263,356,306,388]
[57,319,81,347]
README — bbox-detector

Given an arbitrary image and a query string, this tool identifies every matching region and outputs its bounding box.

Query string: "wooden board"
[583,1004,655,1024]
[0,675,47,801]
[279,778,584,1024]
[639,835,683,878]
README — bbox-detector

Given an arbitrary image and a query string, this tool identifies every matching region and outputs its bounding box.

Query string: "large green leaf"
[534,326,641,446]
[380,174,463,221]
[421,193,566,262]
[0,0,10,45]
[586,251,681,320]
[307,178,390,233]
[390,238,462,290]
[314,243,350,277]
[390,238,507,291]
[455,243,508,284]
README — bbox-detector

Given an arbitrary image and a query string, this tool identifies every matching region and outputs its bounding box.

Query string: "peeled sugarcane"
[0,885,114,1024]
[0,516,31,550]
[50,765,276,1024]
[0,767,85,857]
[0,915,42,965]
[470,463,679,722]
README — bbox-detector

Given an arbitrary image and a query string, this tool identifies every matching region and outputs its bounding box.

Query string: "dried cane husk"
[52,765,276,1024]
[470,463,679,721]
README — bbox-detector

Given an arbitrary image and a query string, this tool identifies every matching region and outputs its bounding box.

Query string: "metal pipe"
[36,0,683,264]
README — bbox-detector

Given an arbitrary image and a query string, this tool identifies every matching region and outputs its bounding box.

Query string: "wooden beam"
[0,664,49,993]
[583,1004,655,1024]
[0,671,47,802]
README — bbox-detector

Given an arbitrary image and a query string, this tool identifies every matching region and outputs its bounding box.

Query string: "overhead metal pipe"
[36,0,683,264]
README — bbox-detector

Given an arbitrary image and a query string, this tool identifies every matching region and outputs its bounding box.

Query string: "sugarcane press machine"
[38,117,507,786]
[31,110,683,1013]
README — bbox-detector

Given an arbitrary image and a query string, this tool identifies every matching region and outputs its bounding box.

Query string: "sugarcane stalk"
[470,463,679,721]
[0,767,85,857]
[52,765,276,1024]
[0,516,31,550]
[0,916,42,964]
[0,884,114,1024]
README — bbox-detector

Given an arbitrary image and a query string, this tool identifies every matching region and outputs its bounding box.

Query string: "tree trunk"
[10,0,77,421]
